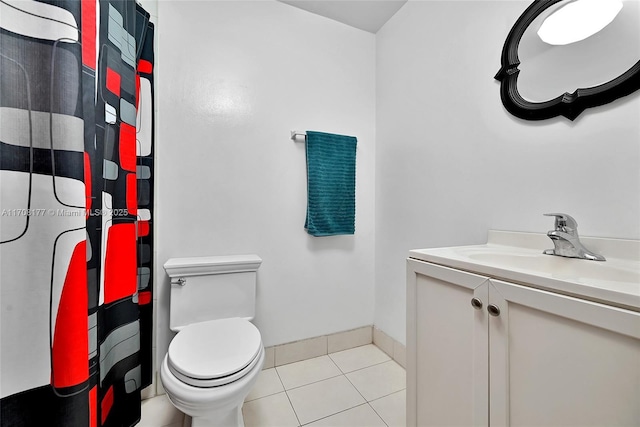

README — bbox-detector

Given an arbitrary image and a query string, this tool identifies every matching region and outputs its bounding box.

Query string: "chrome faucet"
[543,213,605,261]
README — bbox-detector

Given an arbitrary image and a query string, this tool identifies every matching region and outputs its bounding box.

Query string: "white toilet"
[160,254,264,427]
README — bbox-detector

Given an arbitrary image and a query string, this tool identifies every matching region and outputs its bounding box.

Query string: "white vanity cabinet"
[407,258,640,427]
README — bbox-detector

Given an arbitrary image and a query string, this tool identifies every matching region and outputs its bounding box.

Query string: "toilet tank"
[163,254,262,331]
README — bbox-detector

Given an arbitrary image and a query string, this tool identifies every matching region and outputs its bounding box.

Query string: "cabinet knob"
[471,298,483,310]
[487,304,501,317]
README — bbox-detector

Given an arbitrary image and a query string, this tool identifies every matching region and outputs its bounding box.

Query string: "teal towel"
[305,131,357,236]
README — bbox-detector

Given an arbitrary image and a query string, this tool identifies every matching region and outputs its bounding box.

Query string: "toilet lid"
[168,318,262,386]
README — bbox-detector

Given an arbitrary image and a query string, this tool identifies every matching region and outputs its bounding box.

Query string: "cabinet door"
[489,279,640,427]
[407,259,490,427]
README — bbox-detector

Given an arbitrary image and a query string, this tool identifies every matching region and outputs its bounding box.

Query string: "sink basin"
[409,231,640,311]
[467,252,640,284]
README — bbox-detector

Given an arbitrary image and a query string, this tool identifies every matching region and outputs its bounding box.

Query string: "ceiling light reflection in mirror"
[516,0,639,103]
[538,0,623,45]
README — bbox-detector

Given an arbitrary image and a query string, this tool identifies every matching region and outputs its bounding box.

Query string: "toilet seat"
[167,318,263,388]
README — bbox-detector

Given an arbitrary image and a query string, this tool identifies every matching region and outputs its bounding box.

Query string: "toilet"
[160,254,264,427]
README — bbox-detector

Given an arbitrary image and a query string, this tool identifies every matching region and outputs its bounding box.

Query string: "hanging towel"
[305,131,357,236]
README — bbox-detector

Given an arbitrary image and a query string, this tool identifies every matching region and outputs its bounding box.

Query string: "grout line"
[367,401,391,427]
[332,357,394,376]
[368,387,407,403]
[339,368,403,427]
[341,360,406,404]
[327,342,375,357]
[326,352,347,375]
[279,372,344,392]
[244,368,287,402]
[274,354,344,392]
[274,366,286,390]
[275,368,302,426]
[326,353,345,375]
[368,389,407,427]
[338,370,394,427]
[283,390,302,427]
[342,368,370,404]
[298,402,371,426]
[245,389,282,403]
[326,344,392,374]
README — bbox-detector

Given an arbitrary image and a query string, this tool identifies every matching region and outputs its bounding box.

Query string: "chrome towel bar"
[290,130,307,141]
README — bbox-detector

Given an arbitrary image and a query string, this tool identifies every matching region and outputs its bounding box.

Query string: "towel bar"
[290,130,306,141]
[291,130,357,150]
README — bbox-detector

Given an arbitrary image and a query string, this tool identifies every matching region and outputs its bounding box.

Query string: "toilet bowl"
[160,317,265,427]
[161,255,264,427]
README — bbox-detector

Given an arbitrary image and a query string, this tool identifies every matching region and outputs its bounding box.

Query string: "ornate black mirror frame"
[495,0,640,121]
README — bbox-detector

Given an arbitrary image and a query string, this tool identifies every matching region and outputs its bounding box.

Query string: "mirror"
[495,0,640,121]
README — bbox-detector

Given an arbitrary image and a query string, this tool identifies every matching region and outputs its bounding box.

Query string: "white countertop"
[409,231,640,311]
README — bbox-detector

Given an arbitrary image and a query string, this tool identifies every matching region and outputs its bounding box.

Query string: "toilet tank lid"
[164,254,262,277]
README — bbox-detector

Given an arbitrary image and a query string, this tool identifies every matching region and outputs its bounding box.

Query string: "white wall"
[375,0,640,344]
[153,0,640,376]
[156,0,376,372]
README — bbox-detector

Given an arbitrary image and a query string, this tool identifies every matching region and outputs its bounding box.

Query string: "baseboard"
[265,325,373,368]
[372,326,406,369]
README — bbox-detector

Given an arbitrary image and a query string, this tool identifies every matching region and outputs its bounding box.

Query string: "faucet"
[543,213,605,261]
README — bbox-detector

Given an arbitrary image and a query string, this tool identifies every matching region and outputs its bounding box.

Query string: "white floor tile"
[306,403,387,427]
[139,395,184,427]
[246,368,285,401]
[287,376,365,425]
[276,355,342,390]
[242,392,300,427]
[346,360,406,401]
[370,389,406,427]
[329,344,390,373]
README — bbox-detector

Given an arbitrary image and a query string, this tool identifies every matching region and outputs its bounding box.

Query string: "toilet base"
[191,406,243,427]
[160,347,264,427]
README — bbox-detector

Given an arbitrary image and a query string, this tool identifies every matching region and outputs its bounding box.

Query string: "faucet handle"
[543,213,578,233]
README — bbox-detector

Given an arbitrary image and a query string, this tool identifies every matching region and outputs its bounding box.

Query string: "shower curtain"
[0,0,155,425]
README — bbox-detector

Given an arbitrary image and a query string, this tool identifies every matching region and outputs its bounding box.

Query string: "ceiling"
[278,0,408,33]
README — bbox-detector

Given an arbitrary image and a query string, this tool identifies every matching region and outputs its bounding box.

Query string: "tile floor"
[140,344,406,427]
[242,344,406,426]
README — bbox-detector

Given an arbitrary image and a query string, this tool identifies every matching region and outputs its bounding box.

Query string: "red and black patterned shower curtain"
[0,0,154,426]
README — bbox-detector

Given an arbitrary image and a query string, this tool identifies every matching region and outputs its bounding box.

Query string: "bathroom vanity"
[406,231,640,427]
